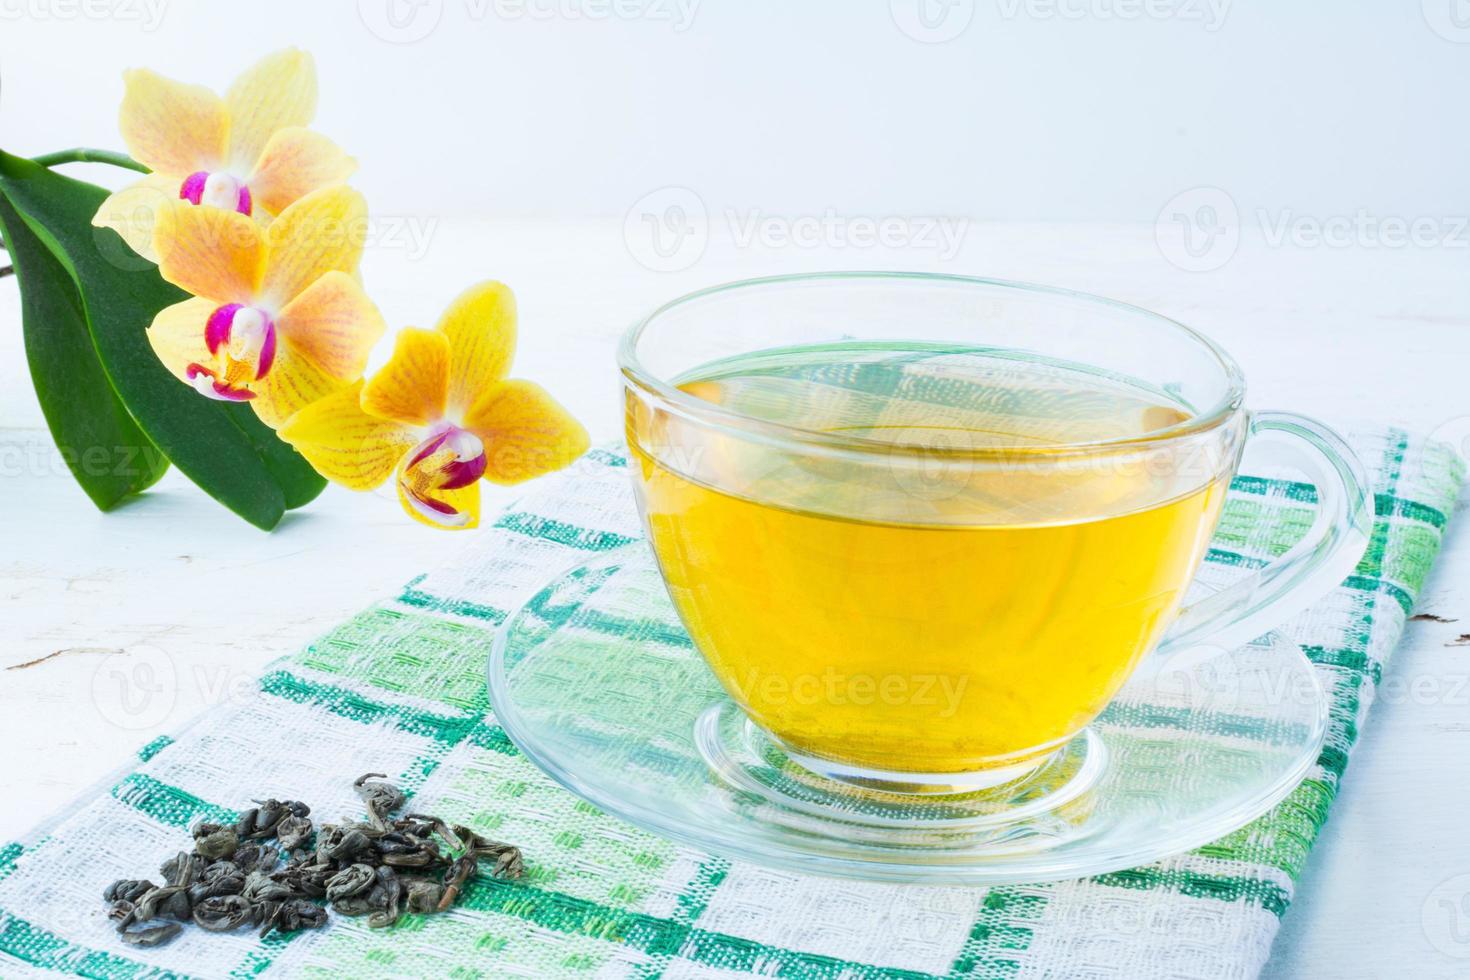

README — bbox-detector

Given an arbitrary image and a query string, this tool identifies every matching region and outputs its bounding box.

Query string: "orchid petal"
[224,48,317,172]
[278,382,417,490]
[274,271,385,381]
[91,173,180,263]
[248,341,349,430]
[187,364,254,401]
[153,201,265,304]
[147,297,217,383]
[247,126,357,217]
[360,328,450,427]
[464,380,589,485]
[435,280,516,415]
[397,476,480,531]
[260,185,367,305]
[118,68,227,175]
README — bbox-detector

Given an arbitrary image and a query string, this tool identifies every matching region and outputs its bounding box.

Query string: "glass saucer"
[486,544,1328,885]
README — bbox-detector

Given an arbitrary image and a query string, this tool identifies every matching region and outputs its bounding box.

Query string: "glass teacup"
[621,273,1370,793]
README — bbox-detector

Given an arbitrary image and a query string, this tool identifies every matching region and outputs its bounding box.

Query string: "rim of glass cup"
[618,271,1248,460]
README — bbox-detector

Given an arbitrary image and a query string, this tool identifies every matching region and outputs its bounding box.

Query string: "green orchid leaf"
[0,194,168,509]
[0,149,326,529]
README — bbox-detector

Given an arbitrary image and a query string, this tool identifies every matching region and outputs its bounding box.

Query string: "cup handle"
[1159,412,1373,653]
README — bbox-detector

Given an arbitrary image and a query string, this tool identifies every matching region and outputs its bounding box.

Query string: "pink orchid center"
[179,171,253,216]
[185,364,255,402]
[204,303,277,387]
[398,426,489,528]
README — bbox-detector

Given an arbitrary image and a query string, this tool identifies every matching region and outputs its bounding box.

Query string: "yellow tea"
[628,345,1229,777]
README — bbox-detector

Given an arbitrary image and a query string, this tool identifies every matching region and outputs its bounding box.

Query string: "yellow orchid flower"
[146,185,384,428]
[92,48,355,262]
[280,283,590,530]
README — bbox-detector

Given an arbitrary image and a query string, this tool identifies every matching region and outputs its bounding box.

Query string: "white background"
[3,2,1469,218]
[1,0,1467,428]
[2,3,1469,979]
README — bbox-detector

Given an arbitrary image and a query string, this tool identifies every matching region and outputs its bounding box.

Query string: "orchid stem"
[32,148,148,174]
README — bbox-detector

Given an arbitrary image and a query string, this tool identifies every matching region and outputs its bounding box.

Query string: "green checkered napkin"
[0,430,1461,980]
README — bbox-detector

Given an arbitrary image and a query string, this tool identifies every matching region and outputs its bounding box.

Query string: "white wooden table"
[2,219,1466,978]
